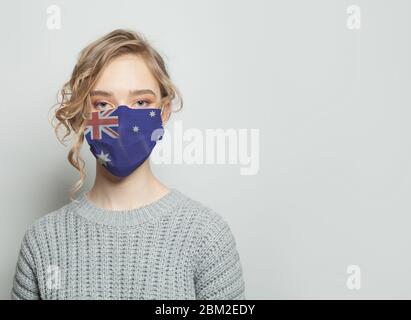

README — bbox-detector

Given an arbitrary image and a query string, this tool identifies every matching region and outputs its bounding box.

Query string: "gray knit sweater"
[11,188,246,300]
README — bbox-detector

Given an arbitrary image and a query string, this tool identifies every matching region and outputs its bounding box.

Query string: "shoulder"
[22,201,73,244]
[174,188,228,224]
[173,189,235,244]
[174,190,242,280]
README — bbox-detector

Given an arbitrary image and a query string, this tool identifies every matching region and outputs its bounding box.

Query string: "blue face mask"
[84,105,164,177]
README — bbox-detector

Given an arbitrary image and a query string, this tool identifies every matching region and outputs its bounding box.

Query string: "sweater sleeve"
[194,212,246,300]
[11,226,41,300]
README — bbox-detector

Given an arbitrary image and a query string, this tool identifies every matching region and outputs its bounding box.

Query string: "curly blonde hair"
[49,29,183,201]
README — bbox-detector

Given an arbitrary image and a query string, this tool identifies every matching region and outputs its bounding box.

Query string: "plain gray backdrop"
[1,0,411,299]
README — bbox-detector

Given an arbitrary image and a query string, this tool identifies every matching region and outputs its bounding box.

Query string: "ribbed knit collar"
[70,188,186,227]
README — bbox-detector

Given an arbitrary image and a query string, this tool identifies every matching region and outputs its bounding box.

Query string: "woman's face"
[89,53,166,121]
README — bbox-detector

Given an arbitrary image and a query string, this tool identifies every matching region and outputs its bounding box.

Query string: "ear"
[160,100,172,126]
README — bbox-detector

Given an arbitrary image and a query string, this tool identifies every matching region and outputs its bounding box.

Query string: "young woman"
[11,29,246,300]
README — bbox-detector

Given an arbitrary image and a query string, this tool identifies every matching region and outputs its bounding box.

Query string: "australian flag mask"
[84,105,164,177]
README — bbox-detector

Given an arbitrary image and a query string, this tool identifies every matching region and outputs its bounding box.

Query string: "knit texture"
[11,188,246,300]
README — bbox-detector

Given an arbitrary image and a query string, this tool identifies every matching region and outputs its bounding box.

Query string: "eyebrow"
[90,89,157,98]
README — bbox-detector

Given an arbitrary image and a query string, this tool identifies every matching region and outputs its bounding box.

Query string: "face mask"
[84,105,164,177]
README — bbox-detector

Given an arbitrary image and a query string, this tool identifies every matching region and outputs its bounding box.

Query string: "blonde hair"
[49,29,183,201]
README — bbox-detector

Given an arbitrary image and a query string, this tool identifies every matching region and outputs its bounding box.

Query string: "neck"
[87,159,170,211]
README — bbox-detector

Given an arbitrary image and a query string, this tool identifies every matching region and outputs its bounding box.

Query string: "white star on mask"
[149,110,156,118]
[96,150,111,166]
[132,126,140,133]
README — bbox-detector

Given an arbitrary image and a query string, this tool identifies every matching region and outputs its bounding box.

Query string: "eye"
[94,101,114,111]
[134,99,152,108]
